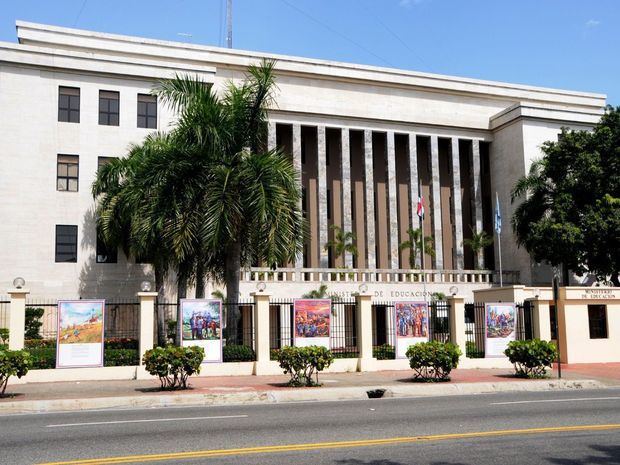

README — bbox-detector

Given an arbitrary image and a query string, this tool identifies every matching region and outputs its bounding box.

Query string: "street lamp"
[140,281,152,292]
[256,281,266,292]
[12,277,25,289]
[358,283,368,293]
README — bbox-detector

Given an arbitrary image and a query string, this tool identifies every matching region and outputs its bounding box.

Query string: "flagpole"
[421,214,427,304]
[498,230,503,287]
[495,192,503,287]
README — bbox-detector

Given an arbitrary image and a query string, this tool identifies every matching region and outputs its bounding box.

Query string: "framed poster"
[293,299,331,349]
[180,299,223,363]
[56,300,105,368]
[394,301,429,358]
[485,302,517,358]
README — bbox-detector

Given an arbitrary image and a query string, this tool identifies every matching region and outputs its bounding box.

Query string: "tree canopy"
[511,106,620,285]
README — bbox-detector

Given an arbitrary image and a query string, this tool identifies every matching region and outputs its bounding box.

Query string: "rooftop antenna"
[226,0,233,48]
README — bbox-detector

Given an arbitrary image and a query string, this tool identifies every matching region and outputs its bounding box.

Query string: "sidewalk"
[1,363,618,414]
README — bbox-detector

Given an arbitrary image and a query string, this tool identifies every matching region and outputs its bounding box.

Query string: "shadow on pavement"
[547,444,620,464]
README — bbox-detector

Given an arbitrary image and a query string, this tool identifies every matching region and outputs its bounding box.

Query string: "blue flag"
[494,192,502,234]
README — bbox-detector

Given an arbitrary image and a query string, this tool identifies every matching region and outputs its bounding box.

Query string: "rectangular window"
[55,225,78,263]
[99,90,120,126]
[58,86,80,123]
[97,156,115,171]
[588,305,608,339]
[57,155,79,192]
[137,94,157,129]
[96,230,118,264]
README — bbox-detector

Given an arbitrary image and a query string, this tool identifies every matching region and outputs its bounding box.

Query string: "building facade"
[0,22,607,300]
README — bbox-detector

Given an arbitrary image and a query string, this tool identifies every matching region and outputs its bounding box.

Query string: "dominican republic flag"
[417,196,425,219]
[494,192,502,234]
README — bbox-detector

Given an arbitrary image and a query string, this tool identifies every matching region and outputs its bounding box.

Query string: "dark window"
[55,225,78,263]
[58,87,80,123]
[588,305,608,339]
[327,189,331,220]
[137,94,157,129]
[97,156,115,171]
[302,187,307,219]
[96,230,117,264]
[301,140,306,165]
[99,90,120,126]
[57,155,79,192]
[326,142,330,166]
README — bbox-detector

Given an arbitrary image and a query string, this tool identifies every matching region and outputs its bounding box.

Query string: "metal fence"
[371,301,452,359]
[268,299,359,358]
[0,297,9,331]
[464,302,534,358]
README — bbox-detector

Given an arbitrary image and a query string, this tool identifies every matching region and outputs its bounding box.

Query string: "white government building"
[0,21,607,300]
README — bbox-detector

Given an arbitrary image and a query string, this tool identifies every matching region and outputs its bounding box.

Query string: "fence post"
[356,292,376,372]
[447,295,466,356]
[252,292,272,375]
[530,297,552,341]
[7,288,29,350]
[137,291,158,364]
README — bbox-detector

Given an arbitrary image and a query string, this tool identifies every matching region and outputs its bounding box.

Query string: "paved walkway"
[2,363,618,404]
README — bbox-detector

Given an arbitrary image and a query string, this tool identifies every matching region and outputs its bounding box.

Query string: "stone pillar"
[386,131,400,270]
[447,295,466,356]
[355,292,376,371]
[530,298,552,341]
[364,130,376,270]
[470,139,484,269]
[317,125,329,269]
[137,291,158,364]
[252,292,272,375]
[7,288,29,350]
[430,135,443,269]
[341,128,353,269]
[292,124,303,270]
[267,121,277,151]
[408,133,420,237]
[451,137,464,270]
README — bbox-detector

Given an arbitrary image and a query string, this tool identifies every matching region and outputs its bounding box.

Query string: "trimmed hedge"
[223,344,255,362]
[373,344,395,360]
[142,345,204,390]
[406,341,461,382]
[274,345,334,387]
[504,339,558,378]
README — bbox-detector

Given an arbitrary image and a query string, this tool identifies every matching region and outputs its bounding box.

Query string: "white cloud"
[585,19,601,28]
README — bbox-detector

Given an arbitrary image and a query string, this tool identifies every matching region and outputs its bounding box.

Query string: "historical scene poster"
[56,300,105,368]
[394,301,429,358]
[485,302,517,358]
[293,299,331,349]
[180,299,223,363]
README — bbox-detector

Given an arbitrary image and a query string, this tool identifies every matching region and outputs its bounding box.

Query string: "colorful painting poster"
[56,300,105,368]
[485,302,517,358]
[180,299,223,363]
[394,301,429,358]
[293,299,331,349]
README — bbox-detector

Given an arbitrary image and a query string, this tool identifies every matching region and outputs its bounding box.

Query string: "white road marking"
[45,414,248,428]
[491,397,620,405]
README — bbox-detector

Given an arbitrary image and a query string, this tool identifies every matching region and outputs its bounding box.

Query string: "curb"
[0,379,606,415]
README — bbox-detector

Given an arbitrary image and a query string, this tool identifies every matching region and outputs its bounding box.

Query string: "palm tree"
[463,226,493,270]
[398,228,434,269]
[324,225,357,263]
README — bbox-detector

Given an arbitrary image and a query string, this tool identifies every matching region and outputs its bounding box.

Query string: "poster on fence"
[394,301,429,359]
[56,300,105,368]
[293,299,331,349]
[180,299,223,363]
[484,302,517,358]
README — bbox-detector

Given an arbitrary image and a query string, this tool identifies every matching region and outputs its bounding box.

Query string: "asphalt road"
[1,388,619,465]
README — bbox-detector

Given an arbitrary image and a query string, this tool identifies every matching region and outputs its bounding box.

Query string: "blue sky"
[1,0,618,104]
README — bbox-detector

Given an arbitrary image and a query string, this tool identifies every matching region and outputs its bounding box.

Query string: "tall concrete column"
[292,124,303,270]
[430,135,444,269]
[8,288,29,350]
[470,139,484,269]
[137,291,157,364]
[317,125,329,269]
[267,121,277,151]
[447,295,466,356]
[356,292,376,371]
[408,133,420,235]
[451,137,464,270]
[364,130,376,270]
[386,131,400,270]
[252,292,272,375]
[340,128,353,269]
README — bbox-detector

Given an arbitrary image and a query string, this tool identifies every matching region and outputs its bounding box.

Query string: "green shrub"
[0,349,31,396]
[465,341,484,358]
[105,338,139,350]
[373,344,395,360]
[26,347,56,369]
[142,345,204,390]
[25,307,45,340]
[274,345,334,387]
[504,339,558,378]
[223,344,255,362]
[406,341,461,382]
[0,328,9,345]
[105,349,139,367]
[24,339,55,349]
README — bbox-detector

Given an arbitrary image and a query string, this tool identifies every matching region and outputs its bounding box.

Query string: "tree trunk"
[195,259,205,299]
[176,268,188,347]
[225,241,242,345]
[155,267,166,347]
